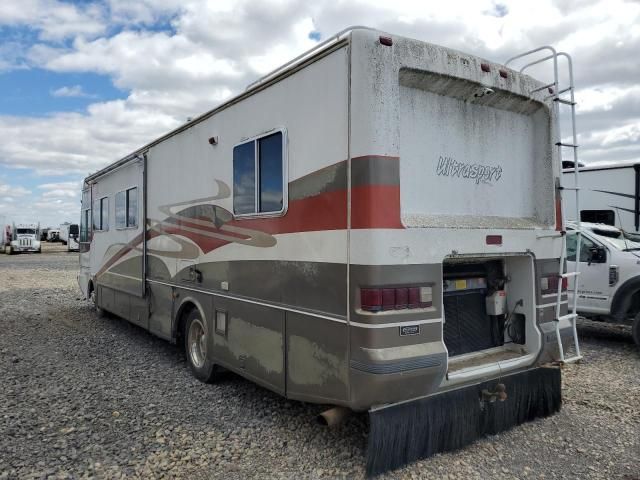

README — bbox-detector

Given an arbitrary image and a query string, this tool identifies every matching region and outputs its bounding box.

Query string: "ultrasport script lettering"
[436,156,503,185]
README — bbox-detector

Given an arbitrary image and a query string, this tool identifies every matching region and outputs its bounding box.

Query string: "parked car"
[566,221,640,344]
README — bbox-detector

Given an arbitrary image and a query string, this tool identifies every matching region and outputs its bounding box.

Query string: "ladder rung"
[558,186,580,190]
[556,313,578,322]
[561,272,579,278]
[554,98,576,105]
[557,87,572,95]
[556,142,578,148]
[561,355,583,364]
[531,82,555,93]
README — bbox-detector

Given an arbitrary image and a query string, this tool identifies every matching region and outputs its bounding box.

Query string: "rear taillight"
[360,286,433,312]
[541,275,567,295]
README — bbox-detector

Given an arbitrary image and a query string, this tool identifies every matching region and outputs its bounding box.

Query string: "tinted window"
[69,224,79,236]
[233,131,284,215]
[580,210,615,226]
[233,142,256,214]
[127,188,137,227]
[567,232,598,262]
[101,197,109,230]
[259,132,283,212]
[81,209,90,242]
[93,200,100,230]
[116,191,126,228]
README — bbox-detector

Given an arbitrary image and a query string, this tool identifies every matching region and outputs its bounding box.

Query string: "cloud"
[0,183,31,197]
[50,85,96,98]
[0,0,639,227]
[0,0,106,41]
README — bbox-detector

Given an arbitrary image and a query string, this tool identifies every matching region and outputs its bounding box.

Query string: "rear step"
[366,367,561,476]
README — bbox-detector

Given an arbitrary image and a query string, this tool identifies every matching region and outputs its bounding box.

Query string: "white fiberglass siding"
[399,82,554,229]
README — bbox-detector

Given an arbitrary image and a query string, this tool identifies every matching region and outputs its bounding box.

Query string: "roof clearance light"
[481,63,491,72]
[499,69,508,78]
[379,36,393,46]
[486,235,502,245]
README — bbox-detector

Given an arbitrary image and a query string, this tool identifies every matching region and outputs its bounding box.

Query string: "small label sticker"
[455,279,467,290]
[400,325,420,336]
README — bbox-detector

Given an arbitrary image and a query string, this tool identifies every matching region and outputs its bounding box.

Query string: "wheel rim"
[188,318,207,368]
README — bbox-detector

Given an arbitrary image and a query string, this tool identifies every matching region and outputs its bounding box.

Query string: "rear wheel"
[633,312,640,346]
[184,309,217,383]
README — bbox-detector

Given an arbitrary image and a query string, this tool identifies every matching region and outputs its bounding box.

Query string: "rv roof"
[84,26,365,183]
[84,25,541,184]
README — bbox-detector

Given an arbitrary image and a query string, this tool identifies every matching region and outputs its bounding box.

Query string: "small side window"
[93,197,109,231]
[116,187,137,228]
[233,131,284,215]
[580,210,615,226]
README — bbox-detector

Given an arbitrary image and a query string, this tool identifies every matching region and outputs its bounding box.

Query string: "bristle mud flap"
[366,367,561,477]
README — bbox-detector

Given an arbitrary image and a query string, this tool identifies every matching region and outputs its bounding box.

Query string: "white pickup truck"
[567,222,640,345]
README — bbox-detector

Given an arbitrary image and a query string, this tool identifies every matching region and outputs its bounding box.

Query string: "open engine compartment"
[442,255,540,374]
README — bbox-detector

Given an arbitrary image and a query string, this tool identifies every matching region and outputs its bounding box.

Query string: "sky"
[0,0,638,227]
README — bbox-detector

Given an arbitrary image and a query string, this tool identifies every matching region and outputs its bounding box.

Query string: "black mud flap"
[366,367,561,477]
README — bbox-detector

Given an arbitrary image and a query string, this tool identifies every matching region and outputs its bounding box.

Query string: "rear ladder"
[506,47,582,364]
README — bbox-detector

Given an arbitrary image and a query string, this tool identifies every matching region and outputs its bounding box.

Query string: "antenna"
[614,207,630,251]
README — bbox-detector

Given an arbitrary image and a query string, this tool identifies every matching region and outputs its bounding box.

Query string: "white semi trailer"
[59,223,80,252]
[563,160,640,237]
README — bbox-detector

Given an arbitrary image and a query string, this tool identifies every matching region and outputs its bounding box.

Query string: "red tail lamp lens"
[395,288,408,309]
[379,36,393,46]
[486,235,502,245]
[361,288,382,312]
[361,286,432,311]
[561,276,568,291]
[382,288,395,310]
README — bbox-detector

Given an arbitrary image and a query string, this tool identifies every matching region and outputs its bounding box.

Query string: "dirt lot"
[0,246,638,479]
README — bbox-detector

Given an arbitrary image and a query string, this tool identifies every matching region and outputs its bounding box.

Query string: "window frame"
[232,128,288,219]
[93,196,109,232]
[80,188,91,243]
[115,186,139,230]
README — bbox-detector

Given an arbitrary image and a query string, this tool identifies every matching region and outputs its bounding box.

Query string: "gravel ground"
[0,247,638,479]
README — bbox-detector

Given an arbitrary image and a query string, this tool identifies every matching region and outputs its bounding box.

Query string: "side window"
[116,187,138,228]
[567,233,598,263]
[578,236,597,263]
[93,197,109,231]
[116,191,126,228]
[81,209,91,242]
[80,189,91,242]
[233,131,284,215]
[127,187,138,227]
[580,210,615,226]
[566,231,577,262]
[101,197,109,231]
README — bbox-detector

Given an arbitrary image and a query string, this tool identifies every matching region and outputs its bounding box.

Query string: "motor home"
[78,28,580,474]
[59,223,80,252]
[6,223,41,254]
[566,222,640,345]
[563,160,640,237]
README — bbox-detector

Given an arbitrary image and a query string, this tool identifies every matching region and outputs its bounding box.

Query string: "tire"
[90,288,105,318]
[633,312,640,346]
[184,309,217,383]
[7,246,13,255]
